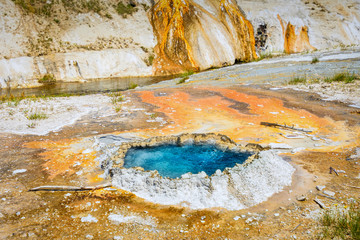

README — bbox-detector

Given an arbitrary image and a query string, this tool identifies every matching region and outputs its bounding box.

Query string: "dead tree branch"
[260,122,312,133]
[29,184,112,192]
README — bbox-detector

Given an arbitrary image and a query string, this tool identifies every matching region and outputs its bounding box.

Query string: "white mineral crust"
[111,150,295,210]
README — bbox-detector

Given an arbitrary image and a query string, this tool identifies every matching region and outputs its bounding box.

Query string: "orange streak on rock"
[220,0,258,61]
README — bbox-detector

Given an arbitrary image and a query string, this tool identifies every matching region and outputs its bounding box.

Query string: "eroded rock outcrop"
[238,0,360,54]
[150,0,257,75]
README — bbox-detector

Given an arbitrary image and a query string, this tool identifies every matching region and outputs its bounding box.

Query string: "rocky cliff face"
[150,0,257,75]
[239,0,360,53]
[0,0,359,88]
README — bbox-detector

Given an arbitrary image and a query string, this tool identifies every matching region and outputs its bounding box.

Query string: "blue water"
[123,144,252,178]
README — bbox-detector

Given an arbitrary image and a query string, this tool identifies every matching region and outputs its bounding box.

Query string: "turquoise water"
[123,144,252,178]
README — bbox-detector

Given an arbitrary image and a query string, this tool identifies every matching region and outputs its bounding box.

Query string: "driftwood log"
[260,122,312,133]
[29,184,112,192]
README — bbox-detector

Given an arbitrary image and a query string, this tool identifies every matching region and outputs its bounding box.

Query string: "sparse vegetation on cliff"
[12,0,53,16]
[115,2,138,17]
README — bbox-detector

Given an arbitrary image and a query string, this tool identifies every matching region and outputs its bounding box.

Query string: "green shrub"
[311,57,319,64]
[105,13,113,19]
[146,54,154,66]
[38,74,56,85]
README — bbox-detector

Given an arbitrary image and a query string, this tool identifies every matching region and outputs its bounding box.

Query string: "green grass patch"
[107,92,124,104]
[129,82,138,89]
[27,112,48,120]
[311,57,319,64]
[324,72,358,84]
[286,72,359,85]
[177,77,188,85]
[177,70,194,85]
[0,92,77,106]
[288,76,307,85]
[115,2,138,17]
[38,74,56,85]
[320,205,360,240]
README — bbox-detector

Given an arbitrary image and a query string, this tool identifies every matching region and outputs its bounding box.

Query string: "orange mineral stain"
[24,139,97,179]
[278,14,316,54]
[135,88,355,147]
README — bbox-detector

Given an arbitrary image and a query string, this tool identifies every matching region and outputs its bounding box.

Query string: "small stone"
[323,190,335,197]
[274,213,280,217]
[296,195,307,201]
[316,185,326,191]
[233,216,240,221]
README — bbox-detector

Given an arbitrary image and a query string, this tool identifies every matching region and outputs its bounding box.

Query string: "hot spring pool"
[123,144,253,178]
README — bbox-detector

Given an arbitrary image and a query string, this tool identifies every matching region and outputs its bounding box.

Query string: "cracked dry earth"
[1,58,360,240]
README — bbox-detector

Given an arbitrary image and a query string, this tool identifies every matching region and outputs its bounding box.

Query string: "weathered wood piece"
[29,184,112,192]
[260,122,312,133]
[291,223,302,232]
[329,167,339,176]
[318,193,336,200]
[314,198,326,209]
